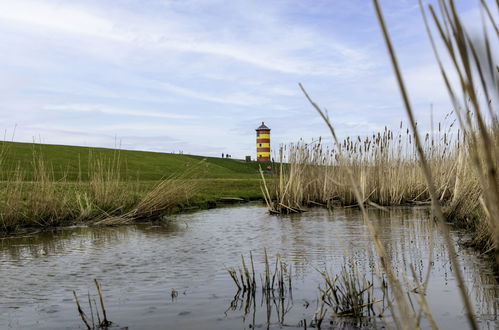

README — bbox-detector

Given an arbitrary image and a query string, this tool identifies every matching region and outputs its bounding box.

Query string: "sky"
[0,0,492,158]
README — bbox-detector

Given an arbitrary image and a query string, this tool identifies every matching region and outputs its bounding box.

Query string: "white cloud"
[43,104,197,119]
[267,86,299,97]
[0,1,119,39]
[154,82,267,106]
[0,0,369,76]
[0,0,487,158]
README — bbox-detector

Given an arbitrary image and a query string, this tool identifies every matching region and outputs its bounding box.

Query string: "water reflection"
[225,287,295,329]
[0,205,497,329]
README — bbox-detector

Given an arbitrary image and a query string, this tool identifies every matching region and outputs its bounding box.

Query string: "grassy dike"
[0,141,265,233]
[0,141,264,180]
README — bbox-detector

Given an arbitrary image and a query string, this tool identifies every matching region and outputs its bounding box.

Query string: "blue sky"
[0,0,491,158]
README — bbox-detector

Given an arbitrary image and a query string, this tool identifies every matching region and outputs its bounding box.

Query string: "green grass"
[127,178,263,205]
[0,141,266,232]
[191,178,262,202]
[0,141,265,181]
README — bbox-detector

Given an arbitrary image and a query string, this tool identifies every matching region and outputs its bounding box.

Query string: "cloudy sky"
[0,0,490,158]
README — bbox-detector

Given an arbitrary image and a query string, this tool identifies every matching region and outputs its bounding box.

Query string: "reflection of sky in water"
[0,205,497,329]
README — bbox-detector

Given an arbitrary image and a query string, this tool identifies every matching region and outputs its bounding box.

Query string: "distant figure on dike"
[222,153,224,158]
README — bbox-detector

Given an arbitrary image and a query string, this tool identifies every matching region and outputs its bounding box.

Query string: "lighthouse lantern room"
[256,122,271,162]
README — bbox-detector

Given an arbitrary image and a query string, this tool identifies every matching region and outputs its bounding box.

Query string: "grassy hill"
[0,141,264,181]
[0,141,268,228]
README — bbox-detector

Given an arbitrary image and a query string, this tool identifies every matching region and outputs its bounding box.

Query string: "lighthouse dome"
[256,122,270,130]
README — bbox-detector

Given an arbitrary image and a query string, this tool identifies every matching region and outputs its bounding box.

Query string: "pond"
[0,204,497,329]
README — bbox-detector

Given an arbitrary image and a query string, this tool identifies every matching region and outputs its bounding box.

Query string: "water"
[0,204,497,329]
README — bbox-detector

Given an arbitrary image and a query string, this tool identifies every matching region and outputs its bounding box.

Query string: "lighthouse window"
[259,143,262,147]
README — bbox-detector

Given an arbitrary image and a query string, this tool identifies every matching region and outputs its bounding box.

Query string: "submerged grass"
[227,250,292,297]
[319,264,380,318]
[227,252,392,328]
[73,279,112,329]
[227,251,293,329]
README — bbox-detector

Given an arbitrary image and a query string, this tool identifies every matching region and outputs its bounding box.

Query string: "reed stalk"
[73,280,112,329]
[299,83,418,329]
[227,250,292,297]
[258,3,496,326]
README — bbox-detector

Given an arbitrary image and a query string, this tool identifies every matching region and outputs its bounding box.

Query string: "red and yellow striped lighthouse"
[256,122,271,162]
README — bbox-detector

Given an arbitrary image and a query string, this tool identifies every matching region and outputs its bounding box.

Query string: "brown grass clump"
[0,152,73,231]
[123,176,198,221]
[0,149,200,231]
[87,151,135,213]
[24,152,73,225]
[93,162,202,225]
[445,127,499,251]
[0,166,27,231]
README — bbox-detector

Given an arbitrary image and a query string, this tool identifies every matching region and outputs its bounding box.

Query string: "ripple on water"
[0,204,497,329]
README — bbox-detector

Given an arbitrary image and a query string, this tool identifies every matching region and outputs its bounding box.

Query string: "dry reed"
[87,151,134,213]
[73,279,111,329]
[0,149,199,231]
[226,251,294,328]
[261,1,497,329]
[227,250,291,297]
[262,122,461,214]
[318,264,381,318]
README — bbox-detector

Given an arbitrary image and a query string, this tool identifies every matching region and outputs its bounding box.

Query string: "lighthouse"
[256,122,271,162]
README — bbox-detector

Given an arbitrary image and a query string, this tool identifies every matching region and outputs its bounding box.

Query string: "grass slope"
[0,141,266,212]
[0,141,264,181]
